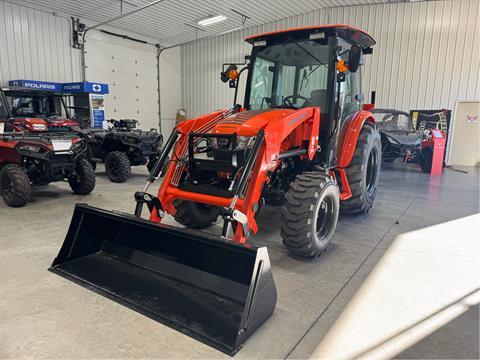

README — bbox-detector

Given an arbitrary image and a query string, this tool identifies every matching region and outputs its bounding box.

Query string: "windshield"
[374,112,414,132]
[7,94,60,117]
[248,39,330,111]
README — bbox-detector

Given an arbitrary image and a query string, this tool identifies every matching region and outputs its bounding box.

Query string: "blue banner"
[92,109,105,128]
[8,80,63,92]
[63,82,109,94]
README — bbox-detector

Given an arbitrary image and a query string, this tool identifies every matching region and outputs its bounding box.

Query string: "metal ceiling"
[17,0,408,47]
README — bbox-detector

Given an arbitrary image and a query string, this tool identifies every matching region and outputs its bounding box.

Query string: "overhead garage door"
[84,30,158,131]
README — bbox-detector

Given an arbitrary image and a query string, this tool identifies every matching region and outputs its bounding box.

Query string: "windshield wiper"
[287,37,328,92]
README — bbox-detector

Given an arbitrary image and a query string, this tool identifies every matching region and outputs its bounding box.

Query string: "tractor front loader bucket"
[49,204,277,355]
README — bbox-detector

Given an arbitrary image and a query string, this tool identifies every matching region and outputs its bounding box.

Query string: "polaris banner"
[8,80,63,92]
[63,82,109,94]
[89,94,106,128]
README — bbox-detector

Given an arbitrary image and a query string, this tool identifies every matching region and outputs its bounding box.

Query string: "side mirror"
[348,44,362,73]
[221,64,239,83]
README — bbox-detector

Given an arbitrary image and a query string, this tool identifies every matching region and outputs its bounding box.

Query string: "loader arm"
[152,106,320,244]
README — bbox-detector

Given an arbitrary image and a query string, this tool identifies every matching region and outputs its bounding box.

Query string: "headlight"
[18,144,42,153]
[236,136,256,150]
[386,135,400,145]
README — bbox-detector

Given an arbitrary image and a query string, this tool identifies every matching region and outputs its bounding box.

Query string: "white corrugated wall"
[0,0,81,85]
[181,0,480,117]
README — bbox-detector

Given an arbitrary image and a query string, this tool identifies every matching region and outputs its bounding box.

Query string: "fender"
[337,110,375,168]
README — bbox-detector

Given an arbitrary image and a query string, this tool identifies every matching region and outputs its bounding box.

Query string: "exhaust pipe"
[49,204,277,355]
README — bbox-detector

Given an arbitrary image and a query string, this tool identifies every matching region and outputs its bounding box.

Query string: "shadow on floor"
[353,289,480,359]
[397,303,479,359]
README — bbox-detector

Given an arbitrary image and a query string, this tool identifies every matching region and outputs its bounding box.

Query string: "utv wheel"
[105,151,131,183]
[0,164,31,207]
[281,172,340,258]
[174,200,221,229]
[69,158,96,195]
[341,122,381,215]
[420,146,433,173]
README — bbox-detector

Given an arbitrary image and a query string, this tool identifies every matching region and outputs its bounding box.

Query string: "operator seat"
[310,89,328,111]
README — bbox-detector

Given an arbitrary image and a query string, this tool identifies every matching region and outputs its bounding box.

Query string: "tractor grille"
[171,106,239,187]
[219,109,271,125]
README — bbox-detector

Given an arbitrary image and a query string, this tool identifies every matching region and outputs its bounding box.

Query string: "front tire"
[341,122,382,215]
[281,172,340,258]
[105,151,131,183]
[69,158,96,195]
[174,200,221,229]
[0,164,31,207]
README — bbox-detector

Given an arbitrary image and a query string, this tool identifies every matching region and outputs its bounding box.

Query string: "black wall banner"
[410,109,451,156]
[410,109,451,133]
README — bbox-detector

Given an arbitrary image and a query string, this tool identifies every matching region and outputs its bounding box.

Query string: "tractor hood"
[211,109,297,136]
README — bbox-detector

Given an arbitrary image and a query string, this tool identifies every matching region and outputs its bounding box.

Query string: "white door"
[84,31,158,131]
[448,101,480,167]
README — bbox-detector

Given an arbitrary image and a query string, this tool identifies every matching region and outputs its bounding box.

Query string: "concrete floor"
[0,162,478,359]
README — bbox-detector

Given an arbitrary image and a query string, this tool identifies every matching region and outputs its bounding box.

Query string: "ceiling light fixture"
[198,15,226,26]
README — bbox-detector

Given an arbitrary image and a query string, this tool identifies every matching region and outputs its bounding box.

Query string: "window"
[337,40,361,121]
[248,39,330,111]
[374,112,413,131]
[249,57,274,110]
[7,94,61,118]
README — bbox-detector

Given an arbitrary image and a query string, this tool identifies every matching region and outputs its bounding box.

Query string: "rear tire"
[69,158,96,195]
[341,122,381,215]
[281,172,340,258]
[105,151,131,183]
[0,164,31,207]
[420,146,433,173]
[174,200,221,229]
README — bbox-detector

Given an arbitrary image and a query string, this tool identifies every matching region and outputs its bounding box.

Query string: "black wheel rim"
[366,148,378,194]
[109,159,119,177]
[316,195,335,239]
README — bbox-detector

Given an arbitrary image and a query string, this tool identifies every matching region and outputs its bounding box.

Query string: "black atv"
[372,109,432,172]
[82,119,163,183]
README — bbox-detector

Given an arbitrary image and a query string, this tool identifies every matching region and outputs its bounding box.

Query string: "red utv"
[0,91,95,207]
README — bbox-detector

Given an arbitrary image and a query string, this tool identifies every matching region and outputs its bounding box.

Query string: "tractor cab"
[221,25,375,167]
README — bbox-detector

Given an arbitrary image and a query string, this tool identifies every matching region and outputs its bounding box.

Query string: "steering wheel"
[283,95,312,109]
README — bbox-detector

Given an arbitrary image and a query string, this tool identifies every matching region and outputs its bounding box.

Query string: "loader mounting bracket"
[134,191,164,217]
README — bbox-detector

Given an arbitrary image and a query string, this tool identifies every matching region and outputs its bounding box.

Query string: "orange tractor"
[50,25,381,355]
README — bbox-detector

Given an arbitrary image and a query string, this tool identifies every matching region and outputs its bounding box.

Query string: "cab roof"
[246,24,375,49]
